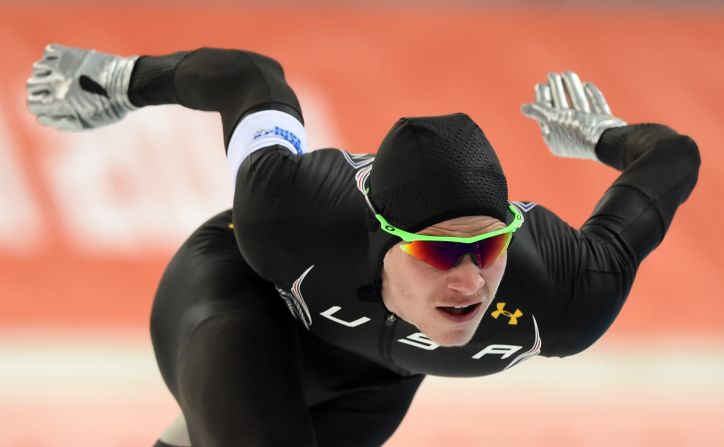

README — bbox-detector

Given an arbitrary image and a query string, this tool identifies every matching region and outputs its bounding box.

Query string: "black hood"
[358,113,509,303]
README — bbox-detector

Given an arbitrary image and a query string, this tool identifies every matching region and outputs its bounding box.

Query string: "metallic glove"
[26,43,139,131]
[521,71,626,161]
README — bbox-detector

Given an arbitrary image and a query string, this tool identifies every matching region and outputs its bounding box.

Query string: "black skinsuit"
[129,49,700,446]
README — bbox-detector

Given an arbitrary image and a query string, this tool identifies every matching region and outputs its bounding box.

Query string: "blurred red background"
[1,3,722,446]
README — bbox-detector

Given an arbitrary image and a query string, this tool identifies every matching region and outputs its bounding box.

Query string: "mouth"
[436,302,483,323]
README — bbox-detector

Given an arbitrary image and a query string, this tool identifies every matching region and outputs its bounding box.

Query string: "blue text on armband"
[253,127,303,154]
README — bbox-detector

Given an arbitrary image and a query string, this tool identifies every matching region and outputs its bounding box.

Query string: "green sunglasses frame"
[363,187,525,244]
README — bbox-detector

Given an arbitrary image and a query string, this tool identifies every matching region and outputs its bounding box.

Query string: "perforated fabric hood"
[359,113,509,303]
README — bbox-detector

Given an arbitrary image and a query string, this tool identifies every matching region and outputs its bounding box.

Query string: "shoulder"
[233,147,374,281]
[237,147,372,198]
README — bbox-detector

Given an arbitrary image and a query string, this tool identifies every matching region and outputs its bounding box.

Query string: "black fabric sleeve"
[590,124,700,263]
[127,48,303,147]
[542,124,700,357]
[127,52,189,106]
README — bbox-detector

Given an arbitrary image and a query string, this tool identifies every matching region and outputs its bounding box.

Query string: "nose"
[446,254,484,295]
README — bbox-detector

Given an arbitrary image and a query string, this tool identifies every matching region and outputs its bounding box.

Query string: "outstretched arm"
[128,48,304,147]
[27,44,308,188]
[589,124,699,261]
[26,44,304,148]
[522,72,700,262]
[522,72,700,356]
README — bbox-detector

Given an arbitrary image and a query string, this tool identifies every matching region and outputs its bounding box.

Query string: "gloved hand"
[26,44,138,131]
[521,71,626,161]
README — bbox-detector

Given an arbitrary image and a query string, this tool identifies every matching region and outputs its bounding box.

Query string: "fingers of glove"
[535,83,553,108]
[43,43,71,61]
[26,78,53,96]
[32,61,55,78]
[27,91,53,113]
[26,75,54,106]
[27,76,73,115]
[521,102,549,123]
[27,92,72,118]
[37,44,62,68]
[562,71,590,113]
[548,72,570,109]
[44,43,61,54]
[26,73,50,86]
[521,103,551,137]
[584,82,612,115]
[29,45,61,82]
[26,75,61,109]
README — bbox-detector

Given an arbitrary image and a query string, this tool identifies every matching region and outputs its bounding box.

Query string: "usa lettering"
[397,332,439,350]
[319,306,371,327]
[320,306,523,360]
[396,333,522,360]
[471,344,522,359]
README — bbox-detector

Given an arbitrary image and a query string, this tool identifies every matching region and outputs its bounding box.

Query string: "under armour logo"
[490,302,523,325]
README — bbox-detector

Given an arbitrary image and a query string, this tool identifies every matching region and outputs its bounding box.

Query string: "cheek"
[384,246,441,312]
[399,250,441,291]
[485,252,508,288]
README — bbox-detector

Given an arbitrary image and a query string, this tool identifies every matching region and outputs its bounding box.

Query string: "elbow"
[549,311,620,358]
[671,134,701,173]
[678,135,701,187]
[175,48,299,115]
[175,48,302,145]
[550,307,622,357]
[552,331,604,358]
[218,49,287,88]
[192,47,286,82]
[661,134,701,203]
[549,270,631,358]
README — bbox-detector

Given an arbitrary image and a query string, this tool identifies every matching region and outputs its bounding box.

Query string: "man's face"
[380,215,508,347]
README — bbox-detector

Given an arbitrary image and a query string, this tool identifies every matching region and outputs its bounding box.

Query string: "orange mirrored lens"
[400,233,511,270]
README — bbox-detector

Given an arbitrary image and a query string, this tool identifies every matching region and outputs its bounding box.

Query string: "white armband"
[227,110,307,184]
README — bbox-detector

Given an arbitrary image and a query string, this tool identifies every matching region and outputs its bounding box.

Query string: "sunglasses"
[363,188,524,271]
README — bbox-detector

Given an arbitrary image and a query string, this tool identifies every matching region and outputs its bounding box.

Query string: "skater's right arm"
[27,44,304,149]
[27,44,314,279]
[128,48,304,148]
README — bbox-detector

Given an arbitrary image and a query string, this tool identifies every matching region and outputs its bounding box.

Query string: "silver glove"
[26,43,139,131]
[521,71,626,161]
